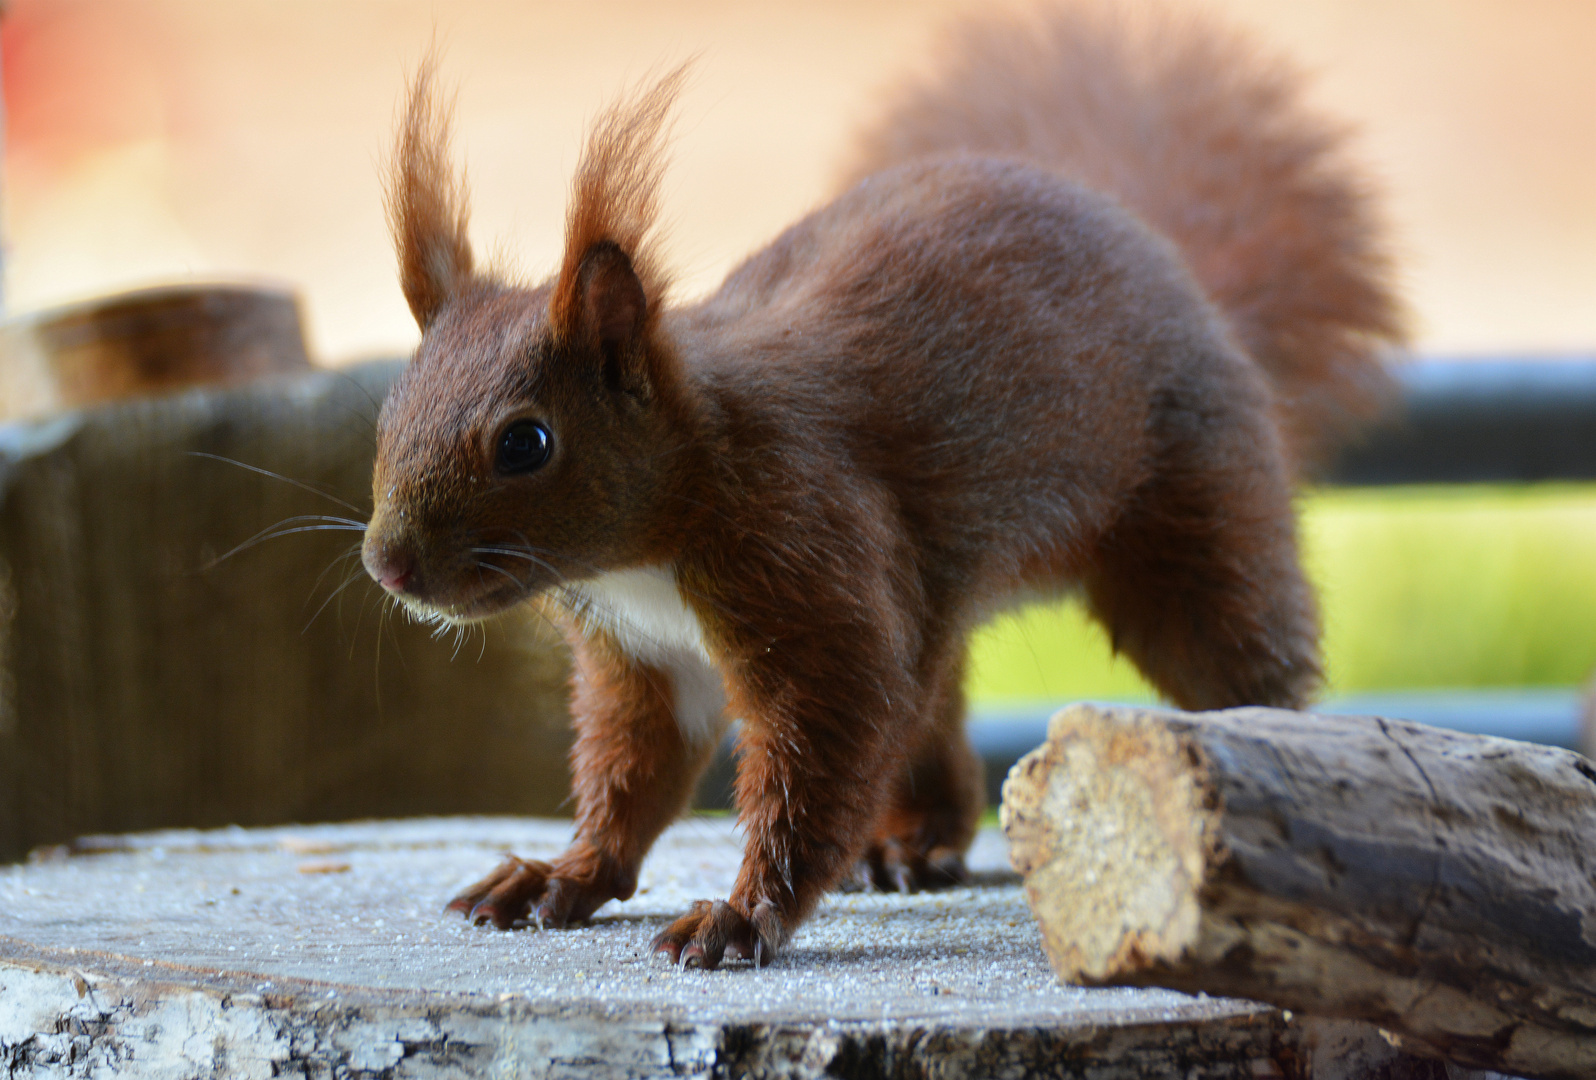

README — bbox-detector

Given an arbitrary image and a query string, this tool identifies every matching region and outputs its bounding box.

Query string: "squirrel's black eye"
[496,420,552,474]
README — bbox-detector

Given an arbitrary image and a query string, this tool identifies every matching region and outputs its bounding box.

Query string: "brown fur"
[550,65,683,345]
[363,3,1403,969]
[386,58,473,330]
[839,3,1403,470]
[447,622,719,929]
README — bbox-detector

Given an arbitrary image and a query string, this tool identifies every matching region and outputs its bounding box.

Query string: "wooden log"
[0,361,573,863]
[1000,703,1596,1079]
[0,284,313,417]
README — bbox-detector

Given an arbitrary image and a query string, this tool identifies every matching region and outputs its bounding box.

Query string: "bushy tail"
[839,2,1404,471]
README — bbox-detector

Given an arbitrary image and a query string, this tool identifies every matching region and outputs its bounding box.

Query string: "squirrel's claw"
[651,899,781,970]
[447,853,615,931]
[447,854,548,929]
[861,838,969,894]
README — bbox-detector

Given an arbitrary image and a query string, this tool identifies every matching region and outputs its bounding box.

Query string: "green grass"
[965,484,1596,705]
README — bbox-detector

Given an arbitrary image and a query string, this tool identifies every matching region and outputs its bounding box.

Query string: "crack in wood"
[1373,716,1446,950]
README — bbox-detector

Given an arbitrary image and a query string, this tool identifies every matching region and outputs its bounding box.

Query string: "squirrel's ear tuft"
[387,57,474,330]
[549,64,687,353]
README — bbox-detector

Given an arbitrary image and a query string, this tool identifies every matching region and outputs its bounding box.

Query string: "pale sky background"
[3,0,1593,364]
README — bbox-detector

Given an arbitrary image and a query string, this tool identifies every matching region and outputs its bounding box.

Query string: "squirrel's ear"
[569,241,649,391]
[549,66,687,390]
[386,60,474,330]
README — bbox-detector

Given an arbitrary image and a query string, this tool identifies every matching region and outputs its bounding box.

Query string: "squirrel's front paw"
[446,854,619,930]
[650,898,783,970]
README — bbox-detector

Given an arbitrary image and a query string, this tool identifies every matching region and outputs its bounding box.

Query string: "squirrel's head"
[363,62,694,624]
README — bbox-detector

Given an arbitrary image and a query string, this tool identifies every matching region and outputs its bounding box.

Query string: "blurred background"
[1,0,1594,725]
[5,0,1592,360]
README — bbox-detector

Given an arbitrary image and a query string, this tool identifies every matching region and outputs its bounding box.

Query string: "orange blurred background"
[3,0,1593,364]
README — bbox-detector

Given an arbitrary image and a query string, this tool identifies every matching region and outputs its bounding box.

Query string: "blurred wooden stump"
[1001,703,1595,1080]
[0,359,574,863]
[1,283,313,417]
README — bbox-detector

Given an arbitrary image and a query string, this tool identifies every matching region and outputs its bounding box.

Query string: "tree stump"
[1001,703,1596,1079]
[1,284,315,417]
[0,817,1458,1079]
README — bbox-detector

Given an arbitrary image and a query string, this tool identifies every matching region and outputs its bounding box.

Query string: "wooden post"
[1000,703,1596,1080]
[0,360,574,863]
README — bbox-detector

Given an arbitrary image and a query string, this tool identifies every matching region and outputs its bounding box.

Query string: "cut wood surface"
[1001,703,1596,1080]
[0,817,1454,1079]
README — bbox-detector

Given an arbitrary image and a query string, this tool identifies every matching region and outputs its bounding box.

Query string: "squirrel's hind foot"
[846,840,968,894]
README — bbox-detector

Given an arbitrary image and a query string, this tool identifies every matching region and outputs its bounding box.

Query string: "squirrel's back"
[839,2,1403,470]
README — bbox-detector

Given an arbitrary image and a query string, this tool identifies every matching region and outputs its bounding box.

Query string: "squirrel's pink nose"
[365,546,417,594]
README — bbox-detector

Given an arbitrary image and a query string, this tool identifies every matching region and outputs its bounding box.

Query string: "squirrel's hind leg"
[1081,388,1321,711]
[856,644,984,893]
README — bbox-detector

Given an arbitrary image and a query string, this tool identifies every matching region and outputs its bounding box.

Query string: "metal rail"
[1325,356,1596,485]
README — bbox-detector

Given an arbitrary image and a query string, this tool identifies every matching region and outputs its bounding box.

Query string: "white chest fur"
[568,565,711,664]
[566,565,726,746]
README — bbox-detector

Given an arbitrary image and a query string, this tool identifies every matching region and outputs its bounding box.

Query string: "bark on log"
[1000,703,1596,1080]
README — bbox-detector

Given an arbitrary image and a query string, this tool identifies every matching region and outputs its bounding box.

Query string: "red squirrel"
[361,4,1401,969]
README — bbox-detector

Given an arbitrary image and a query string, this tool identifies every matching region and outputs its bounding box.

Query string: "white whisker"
[203,517,368,571]
[304,567,372,634]
[188,451,368,515]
